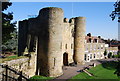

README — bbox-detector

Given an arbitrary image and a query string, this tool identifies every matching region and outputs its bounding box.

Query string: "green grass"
[29,75,54,81]
[7,55,18,59]
[1,55,27,63]
[69,61,119,81]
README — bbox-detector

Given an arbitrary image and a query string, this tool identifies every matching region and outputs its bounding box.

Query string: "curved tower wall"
[74,17,86,64]
[18,20,28,56]
[38,7,63,77]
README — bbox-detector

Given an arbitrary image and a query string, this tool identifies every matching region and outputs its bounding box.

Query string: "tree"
[114,61,120,79]
[104,49,107,56]
[118,52,120,58]
[2,2,17,54]
[110,0,120,22]
[2,30,18,54]
[2,2,16,44]
[110,1,120,79]
[108,52,112,58]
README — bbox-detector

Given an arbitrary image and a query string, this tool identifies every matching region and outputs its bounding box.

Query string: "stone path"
[49,58,119,81]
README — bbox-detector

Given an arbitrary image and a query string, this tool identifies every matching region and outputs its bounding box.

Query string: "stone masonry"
[18,7,86,77]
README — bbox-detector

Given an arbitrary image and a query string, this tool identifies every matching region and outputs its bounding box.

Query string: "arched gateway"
[63,52,68,66]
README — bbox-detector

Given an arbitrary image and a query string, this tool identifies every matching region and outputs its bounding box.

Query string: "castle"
[18,7,86,77]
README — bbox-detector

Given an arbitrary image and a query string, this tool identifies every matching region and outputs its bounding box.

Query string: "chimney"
[87,33,91,37]
[98,36,101,39]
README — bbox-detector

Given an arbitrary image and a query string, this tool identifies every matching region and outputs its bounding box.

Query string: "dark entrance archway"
[63,52,68,66]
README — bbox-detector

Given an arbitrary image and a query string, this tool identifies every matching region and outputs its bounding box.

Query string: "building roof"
[85,36,104,43]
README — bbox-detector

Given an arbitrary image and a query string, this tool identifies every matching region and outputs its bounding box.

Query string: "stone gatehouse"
[18,7,86,77]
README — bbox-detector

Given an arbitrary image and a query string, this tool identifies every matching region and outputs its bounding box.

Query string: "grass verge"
[29,75,54,81]
[1,55,27,63]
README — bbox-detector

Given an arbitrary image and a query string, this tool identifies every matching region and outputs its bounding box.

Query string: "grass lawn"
[29,75,54,81]
[69,61,119,81]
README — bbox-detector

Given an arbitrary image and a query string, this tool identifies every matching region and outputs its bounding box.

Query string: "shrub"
[104,49,107,56]
[108,52,112,58]
[113,52,120,58]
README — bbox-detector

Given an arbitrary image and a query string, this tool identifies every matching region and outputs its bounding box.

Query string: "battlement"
[63,18,75,24]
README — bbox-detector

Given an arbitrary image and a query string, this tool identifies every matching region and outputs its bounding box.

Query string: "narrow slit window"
[65,44,67,49]
[54,58,55,66]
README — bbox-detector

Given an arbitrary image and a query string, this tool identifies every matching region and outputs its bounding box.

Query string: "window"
[90,54,92,59]
[60,42,62,49]
[88,56,89,61]
[54,58,56,66]
[65,44,67,49]
[71,29,74,37]
[94,54,96,58]
[84,54,87,61]
[71,44,73,49]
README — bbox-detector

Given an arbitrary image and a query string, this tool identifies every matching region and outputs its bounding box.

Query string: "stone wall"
[1,53,36,78]
[62,18,74,64]
[18,20,29,56]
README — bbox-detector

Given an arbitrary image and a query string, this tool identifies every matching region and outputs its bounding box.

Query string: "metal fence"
[0,64,30,81]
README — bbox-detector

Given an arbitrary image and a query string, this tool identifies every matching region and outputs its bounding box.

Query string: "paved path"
[49,58,119,81]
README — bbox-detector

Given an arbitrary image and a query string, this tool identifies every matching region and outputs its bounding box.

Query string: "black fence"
[0,64,30,81]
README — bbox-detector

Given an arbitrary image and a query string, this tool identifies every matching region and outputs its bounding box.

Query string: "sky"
[10,0,118,2]
[4,2,118,40]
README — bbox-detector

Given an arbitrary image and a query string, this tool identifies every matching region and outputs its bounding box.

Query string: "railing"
[0,64,30,81]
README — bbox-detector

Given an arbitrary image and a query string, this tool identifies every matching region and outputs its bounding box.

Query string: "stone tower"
[74,17,86,64]
[18,7,86,77]
[18,20,28,56]
[36,7,63,77]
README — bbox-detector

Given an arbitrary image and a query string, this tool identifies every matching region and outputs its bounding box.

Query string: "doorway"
[63,52,68,66]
